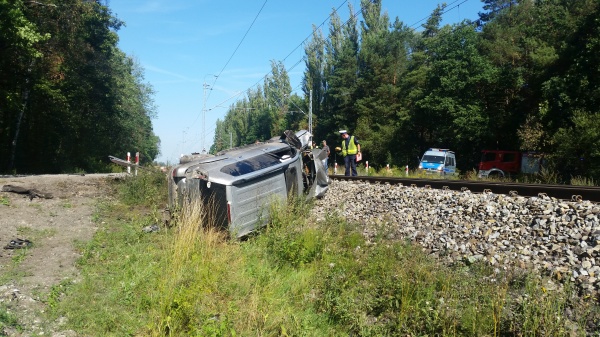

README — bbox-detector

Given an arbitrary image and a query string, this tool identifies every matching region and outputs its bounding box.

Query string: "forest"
[0,0,159,173]
[211,0,600,182]
[2,0,598,181]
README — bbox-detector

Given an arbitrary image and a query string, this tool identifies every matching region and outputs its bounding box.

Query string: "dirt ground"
[0,173,124,337]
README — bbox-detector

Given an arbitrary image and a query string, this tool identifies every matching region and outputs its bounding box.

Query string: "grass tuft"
[571,175,596,186]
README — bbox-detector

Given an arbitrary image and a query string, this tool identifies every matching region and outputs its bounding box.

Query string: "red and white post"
[366,161,369,174]
[405,165,409,176]
[126,152,131,174]
[135,152,140,176]
[386,163,390,171]
[334,162,338,175]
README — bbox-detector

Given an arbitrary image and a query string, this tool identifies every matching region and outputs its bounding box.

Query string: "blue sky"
[109,0,485,164]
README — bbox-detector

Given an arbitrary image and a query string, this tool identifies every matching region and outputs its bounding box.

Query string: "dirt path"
[0,174,123,336]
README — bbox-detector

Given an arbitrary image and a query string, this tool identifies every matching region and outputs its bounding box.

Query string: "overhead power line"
[206,0,269,104]
[203,1,350,113]
[181,0,475,160]
[408,0,470,29]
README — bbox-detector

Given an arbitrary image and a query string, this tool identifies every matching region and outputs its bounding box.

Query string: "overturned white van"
[167,130,329,238]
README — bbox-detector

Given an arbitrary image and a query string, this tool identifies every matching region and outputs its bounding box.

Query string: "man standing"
[321,140,330,169]
[339,130,360,176]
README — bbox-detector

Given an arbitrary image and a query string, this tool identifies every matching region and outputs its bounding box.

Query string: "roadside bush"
[117,169,167,207]
[261,197,326,267]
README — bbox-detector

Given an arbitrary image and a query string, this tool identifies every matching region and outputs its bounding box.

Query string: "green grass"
[47,168,599,336]
[337,164,462,180]
[571,175,596,186]
[361,164,599,186]
[0,305,22,335]
[16,226,56,239]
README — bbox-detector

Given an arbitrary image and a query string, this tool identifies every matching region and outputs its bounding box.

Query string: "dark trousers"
[344,154,357,176]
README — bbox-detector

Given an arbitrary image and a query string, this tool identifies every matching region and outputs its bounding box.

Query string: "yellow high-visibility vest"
[341,136,358,156]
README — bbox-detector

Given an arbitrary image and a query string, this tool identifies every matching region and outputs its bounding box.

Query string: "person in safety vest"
[338,130,361,176]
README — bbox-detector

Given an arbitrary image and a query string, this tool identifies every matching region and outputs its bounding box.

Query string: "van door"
[444,155,456,175]
[228,171,287,237]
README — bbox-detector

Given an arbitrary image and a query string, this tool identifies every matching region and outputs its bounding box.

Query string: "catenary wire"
[175,0,475,160]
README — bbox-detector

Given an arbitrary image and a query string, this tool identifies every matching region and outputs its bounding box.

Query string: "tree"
[323,3,360,134]
[540,0,600,179]
[0,0,159,173]
[0,0,49,171]
[303,25,326,137]
[264,60,292,136]
[355,1,413,166]
[478,0,520,25]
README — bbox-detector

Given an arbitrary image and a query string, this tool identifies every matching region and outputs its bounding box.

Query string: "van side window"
[445,156,452,165]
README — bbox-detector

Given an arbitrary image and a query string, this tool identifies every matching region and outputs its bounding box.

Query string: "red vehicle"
[477,150,544,178]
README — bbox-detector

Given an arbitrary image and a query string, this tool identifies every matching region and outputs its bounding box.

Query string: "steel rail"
[329,175,600,202]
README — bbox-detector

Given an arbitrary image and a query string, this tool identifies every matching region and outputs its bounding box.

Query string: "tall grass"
[152,196,233,336]
[336,163,461,180]
[147,195,337,336]
[50,171,599,336]
[571,175,596,186]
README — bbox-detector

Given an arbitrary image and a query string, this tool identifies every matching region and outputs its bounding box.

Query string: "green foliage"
[206,0,600,182]
[262,199,325,267]
[0,1,159,174]
[11,248,29,264]
[0,304,22,334]
[212,61,293,153]
[314,236,595,336]
[47,173,600,336]
[45,279,74,310]
[117,169,168,207]
[571,176,596,186]
[3,0,600,181]
[537,166,560,185]
[551,110,600,179]
[50,200,168,335]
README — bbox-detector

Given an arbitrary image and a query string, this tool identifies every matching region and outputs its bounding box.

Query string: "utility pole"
[201,74,216,154]
[309,89,313,137]
[202,82,210,153]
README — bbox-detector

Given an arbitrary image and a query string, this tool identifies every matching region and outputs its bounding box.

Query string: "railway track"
[329,175,600,202]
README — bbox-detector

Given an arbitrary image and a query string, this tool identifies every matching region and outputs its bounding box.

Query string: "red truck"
[477,150,544,178]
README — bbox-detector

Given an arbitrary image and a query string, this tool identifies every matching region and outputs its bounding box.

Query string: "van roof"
[426,148,455,154]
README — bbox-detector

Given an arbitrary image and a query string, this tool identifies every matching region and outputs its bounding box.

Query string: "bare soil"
[0,174,123,337]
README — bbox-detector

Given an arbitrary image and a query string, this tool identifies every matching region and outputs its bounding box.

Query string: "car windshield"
[422,155,445,164]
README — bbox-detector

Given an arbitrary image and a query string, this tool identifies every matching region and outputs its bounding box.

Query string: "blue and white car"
[418,148,457,176]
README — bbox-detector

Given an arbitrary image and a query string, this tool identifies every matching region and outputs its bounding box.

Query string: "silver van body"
[168,130,329,237]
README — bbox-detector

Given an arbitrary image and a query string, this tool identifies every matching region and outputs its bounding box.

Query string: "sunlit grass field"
[48,169,599,336]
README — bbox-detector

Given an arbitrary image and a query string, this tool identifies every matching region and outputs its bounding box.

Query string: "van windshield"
[422,155,445,164]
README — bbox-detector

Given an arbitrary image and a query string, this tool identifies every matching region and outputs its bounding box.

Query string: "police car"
[418,148,457,176]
